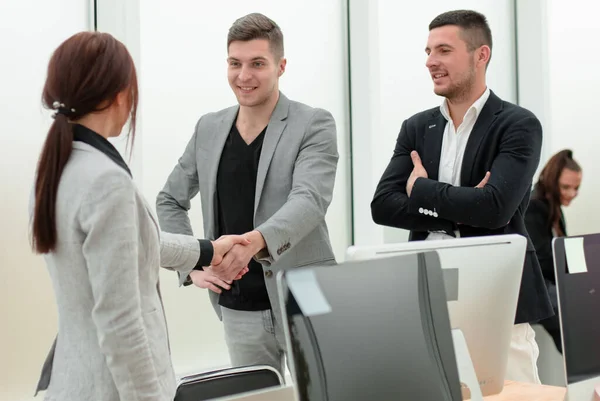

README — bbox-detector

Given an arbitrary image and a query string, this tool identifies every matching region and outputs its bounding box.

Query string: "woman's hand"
[189,266,249,293]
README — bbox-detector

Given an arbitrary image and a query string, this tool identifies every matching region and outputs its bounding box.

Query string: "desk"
[483,381,566,401]
[217,381,566,401]
[214,385,294,401]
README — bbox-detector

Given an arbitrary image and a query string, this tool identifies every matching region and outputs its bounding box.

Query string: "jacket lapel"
[422,112,447,181]
[207,106,238,237]
[460,91,502,185]
[254,93,289,213]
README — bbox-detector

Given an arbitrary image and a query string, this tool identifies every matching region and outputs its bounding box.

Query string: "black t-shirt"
[216,123,271,311]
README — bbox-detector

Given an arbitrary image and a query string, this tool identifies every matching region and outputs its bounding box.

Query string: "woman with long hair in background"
[525,149,582,353]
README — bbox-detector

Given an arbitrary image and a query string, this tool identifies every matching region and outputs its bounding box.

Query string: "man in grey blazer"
[156,13,338,375]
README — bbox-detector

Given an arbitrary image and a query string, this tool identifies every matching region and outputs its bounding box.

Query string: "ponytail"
[32,31,138,253]
[31,115,73,253]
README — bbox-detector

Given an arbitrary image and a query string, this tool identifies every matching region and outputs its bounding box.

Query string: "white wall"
[516,0,598,236]
[543,0,598,236]
[350,0,517,245]
[0,2,90,400]
[109,0,352,376]
[515,0,552,169]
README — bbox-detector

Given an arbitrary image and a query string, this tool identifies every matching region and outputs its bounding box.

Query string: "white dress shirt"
[426,87,491,241]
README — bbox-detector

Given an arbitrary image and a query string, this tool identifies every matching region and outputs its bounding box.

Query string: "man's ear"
[278,58,287,77]
[478,45,491,67]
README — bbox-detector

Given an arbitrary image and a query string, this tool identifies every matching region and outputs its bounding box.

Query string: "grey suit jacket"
[156,92,339,320]
[34,142,203,401]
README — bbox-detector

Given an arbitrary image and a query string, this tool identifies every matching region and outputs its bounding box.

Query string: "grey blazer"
[156,93,339,320]
[34,141,203,401]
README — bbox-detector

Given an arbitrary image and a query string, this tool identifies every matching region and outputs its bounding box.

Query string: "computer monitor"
[277,251,462,401]
[345,234,526,396]
[553,234,600,400]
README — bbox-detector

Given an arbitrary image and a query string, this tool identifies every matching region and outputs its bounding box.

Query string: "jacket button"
[265,270,273,278]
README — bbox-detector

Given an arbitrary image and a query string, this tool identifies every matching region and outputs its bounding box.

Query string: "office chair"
[174,365,284,401]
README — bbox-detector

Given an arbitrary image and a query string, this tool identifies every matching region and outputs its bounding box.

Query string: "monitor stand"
[563,377,600,401]
[451,329,483,401]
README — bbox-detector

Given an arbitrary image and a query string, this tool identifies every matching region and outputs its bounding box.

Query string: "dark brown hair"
[533,149,582,236]
[32,31,138,254]
[227,13,284,60]
[429,10,493,66]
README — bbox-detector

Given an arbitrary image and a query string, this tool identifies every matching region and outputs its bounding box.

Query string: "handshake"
[190,230,265,294]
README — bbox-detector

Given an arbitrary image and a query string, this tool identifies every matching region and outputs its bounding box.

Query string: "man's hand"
[473,172,510,226]
[211,230,266,282]
[457,172,492,226]
[471,171,509,226]
[406,151,428,197]
[475,171,491,188]
[189,267,249,294]
[211,235,251,266]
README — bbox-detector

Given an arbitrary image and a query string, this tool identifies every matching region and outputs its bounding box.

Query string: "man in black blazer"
[371,10,553,383]
[525,195,565,353]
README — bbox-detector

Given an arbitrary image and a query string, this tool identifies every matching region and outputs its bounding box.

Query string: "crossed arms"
[371,115,543,231]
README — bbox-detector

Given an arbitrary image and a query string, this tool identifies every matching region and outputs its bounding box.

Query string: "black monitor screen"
[280,251,462,401]
[553,234,600,384]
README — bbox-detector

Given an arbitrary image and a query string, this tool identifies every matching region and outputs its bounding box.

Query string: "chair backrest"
[174,365,284,401]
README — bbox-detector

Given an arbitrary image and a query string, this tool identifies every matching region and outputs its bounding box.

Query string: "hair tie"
[52,101,76,118]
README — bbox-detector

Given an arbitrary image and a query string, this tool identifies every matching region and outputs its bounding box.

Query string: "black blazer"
[524,195,566,286]
[371,90,553,324]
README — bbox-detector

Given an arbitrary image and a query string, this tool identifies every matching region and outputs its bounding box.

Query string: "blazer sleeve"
[159,232,213,277]
[79,171,162,401]
[407,115,542,229]
[254,109,338,265]
[524,199,556,283]
[156,117,202,236]
[371,119,456,233]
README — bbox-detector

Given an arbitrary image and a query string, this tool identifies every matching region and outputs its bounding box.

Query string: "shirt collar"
[440,87,491,122]
[72,123,132,177]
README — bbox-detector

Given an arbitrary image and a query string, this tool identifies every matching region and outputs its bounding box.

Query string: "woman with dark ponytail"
[31,32,248,401]
[525,149,582,353]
